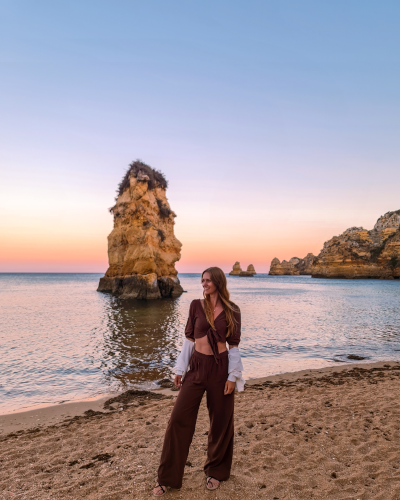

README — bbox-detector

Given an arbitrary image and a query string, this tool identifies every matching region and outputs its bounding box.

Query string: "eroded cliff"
[97,161,183,299]
[269,253,316,275]
[312,211,400,279]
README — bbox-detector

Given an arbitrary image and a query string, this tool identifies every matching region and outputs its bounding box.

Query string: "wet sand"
[0,395,116,436]
[2,361,400,499]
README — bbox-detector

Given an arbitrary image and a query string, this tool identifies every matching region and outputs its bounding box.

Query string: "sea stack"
[247,264,256,275]
[239,264,256,276]
[312,211,400,279]
[97,160,184,299]
[269,254,316,275]
[229,262,242,275]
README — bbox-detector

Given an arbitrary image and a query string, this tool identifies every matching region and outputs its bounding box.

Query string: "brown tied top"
[185,299,241,363]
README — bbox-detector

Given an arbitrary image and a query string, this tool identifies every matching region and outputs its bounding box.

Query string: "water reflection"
[2,273,400,413]
[96,296,184,388]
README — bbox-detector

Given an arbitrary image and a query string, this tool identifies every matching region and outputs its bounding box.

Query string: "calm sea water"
[1,273,400,413]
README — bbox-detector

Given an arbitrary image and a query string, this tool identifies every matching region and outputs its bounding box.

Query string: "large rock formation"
[229,262,242,275]
[97,161,184,299]
[269,253,317,275]
[312,211,400,279]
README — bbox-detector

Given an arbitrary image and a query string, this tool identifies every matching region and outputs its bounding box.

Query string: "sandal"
[206,476,220,490]
[153,483,167,497]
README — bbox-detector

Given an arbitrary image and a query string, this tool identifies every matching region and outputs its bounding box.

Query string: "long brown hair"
[202,267,238,337]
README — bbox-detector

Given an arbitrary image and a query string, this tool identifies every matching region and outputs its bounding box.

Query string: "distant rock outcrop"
[269,253,317,275]
[229,262,242,275]
[97,161,184,299]
[239,264,256,277]
[229,262,256,276]
[247,264,256,275]
[312,211,400,279]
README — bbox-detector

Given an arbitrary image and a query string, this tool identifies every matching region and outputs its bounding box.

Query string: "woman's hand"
[224,380,235,395]
[174,375,182,387]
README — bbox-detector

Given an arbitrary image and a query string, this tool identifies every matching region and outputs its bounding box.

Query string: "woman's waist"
[193,348,228,360]
[194,336,226,353]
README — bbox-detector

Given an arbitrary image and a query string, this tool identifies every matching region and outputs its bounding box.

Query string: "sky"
[1,0,399,273]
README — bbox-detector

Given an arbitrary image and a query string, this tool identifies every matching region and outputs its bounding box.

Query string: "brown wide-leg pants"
[158,349,234,489]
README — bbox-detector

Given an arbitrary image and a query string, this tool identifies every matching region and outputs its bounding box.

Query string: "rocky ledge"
[97,160,184,299]
[269,253,316,275]
[312,210,400,279]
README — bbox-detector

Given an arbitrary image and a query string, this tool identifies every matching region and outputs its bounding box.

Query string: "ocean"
[1,273,400,414]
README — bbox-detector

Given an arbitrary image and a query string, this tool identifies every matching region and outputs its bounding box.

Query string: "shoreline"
[2,359,400,498]
[2,359,399,436]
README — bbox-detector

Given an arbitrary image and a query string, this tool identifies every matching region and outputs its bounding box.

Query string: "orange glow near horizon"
[1,1,400,275]
[176,229,330,273]
[0,231,109,272]
[0,222,336,273]
[0,185,392,274]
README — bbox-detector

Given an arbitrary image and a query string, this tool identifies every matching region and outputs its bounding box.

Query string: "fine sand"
[2,361,400,499]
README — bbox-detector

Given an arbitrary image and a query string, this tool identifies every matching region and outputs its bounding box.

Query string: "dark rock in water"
[97,275,183,300]
[347,354,366,360]
[158,378,174,388]
[158,276,184,298]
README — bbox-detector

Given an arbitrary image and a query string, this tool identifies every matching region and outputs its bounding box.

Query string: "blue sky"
[1,1,399,271]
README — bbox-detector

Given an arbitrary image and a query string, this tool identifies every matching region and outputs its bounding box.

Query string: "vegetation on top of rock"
[380,209,400,220]
[117,160,168,198]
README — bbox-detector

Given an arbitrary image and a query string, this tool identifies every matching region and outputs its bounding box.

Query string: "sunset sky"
[1,1,400,273]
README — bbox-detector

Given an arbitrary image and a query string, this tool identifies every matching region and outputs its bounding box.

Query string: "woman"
[153,267,244,496]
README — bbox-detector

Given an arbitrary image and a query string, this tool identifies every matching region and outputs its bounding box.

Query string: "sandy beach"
[2,361,400,499]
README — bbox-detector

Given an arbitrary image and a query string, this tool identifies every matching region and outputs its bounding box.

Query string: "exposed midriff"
[195,336,227,355]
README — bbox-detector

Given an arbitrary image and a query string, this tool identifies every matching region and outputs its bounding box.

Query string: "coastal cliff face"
[312,211,400,279]
[97,161,183,299]
[269,253,317,275]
